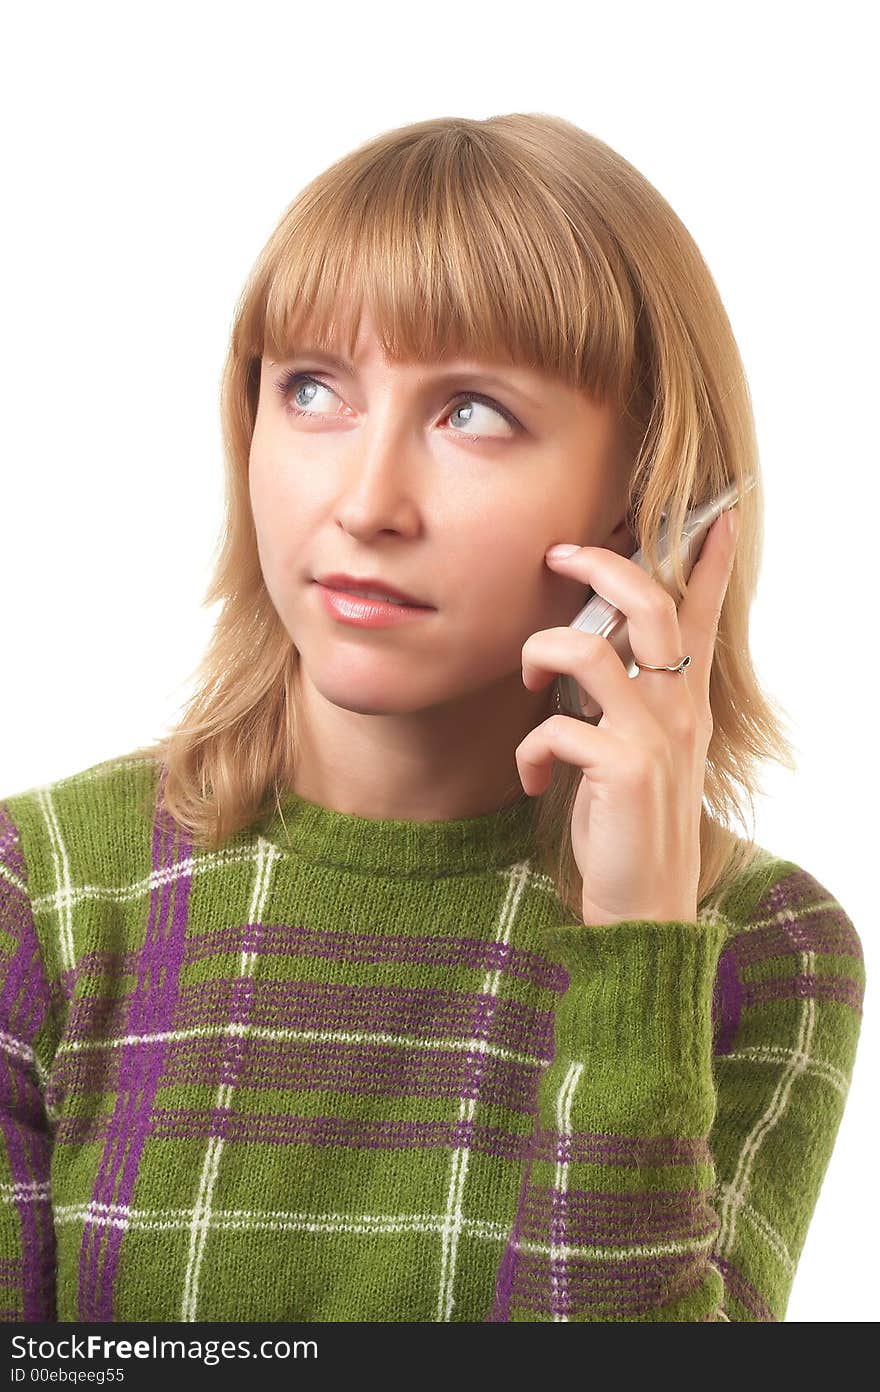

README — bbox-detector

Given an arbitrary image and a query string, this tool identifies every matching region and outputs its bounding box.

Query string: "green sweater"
[0,754,864,1322]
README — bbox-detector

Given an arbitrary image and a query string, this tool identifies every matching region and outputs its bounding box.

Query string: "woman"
[0,113,864,1322]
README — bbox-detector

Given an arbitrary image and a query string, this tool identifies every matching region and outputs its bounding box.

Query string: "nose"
[332,410,423,537]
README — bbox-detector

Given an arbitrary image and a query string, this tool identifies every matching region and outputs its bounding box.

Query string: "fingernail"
[546,543,580,560]
[725,508,740,539]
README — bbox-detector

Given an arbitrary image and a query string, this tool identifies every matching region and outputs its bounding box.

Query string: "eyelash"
[272,370,521,432]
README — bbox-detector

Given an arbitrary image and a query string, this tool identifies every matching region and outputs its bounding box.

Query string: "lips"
[315,573,432,608]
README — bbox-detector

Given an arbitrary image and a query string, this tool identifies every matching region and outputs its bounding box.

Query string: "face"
[248,311,634,723]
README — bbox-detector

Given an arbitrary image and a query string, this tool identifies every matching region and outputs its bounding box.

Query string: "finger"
[516,712,619,796]
[522,627,658,733]
[677,507,740,697]
[544,540,685,683]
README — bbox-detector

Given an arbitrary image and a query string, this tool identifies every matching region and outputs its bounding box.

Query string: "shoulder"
[0,749,165,905]
[1,750,166,989]
[706,837,865,1056]
[706,836,862,959]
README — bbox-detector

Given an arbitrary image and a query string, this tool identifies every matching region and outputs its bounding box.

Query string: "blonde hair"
[130,113,797,919]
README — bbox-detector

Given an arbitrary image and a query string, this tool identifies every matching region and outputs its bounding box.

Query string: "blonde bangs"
[251,120,636,406]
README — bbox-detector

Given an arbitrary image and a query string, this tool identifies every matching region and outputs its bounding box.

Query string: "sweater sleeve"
[0,802,57,1321]
[487,856,865,1321]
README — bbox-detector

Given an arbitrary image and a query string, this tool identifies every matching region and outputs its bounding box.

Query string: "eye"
[274,371,341,417]
[273,370,520,437]
[446,396,517,436]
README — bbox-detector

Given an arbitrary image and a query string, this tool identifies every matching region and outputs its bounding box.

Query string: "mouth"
[313,574,434,609]
[313,582,437,626]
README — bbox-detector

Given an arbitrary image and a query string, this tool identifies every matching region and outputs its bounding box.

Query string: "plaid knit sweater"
[0,754,865,1323]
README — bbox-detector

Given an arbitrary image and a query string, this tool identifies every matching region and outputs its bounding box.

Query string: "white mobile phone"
[555,475,757,723]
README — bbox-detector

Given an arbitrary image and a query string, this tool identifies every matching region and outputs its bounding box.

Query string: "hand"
[516,507,740,927]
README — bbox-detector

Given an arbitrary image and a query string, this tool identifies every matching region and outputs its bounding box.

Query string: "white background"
[2,0,876,1321]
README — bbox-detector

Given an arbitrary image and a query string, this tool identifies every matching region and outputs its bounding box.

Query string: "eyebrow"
[266,347,545,409]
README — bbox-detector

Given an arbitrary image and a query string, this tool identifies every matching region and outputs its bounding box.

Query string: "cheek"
[249,438,288,510]
[248,462,309,598]
[443,529,550,644]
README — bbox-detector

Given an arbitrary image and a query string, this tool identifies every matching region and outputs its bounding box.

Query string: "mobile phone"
[555,475,757,723]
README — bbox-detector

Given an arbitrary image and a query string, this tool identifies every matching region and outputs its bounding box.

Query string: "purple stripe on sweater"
[506,1248,706,1317]
[0,804,57,1321]
[731,916,862,968]
[490,1180,718,1319]
[514,1183,718,1246]
[756,865,835,917]
[712,1255,777,1320]
[742,973,863,1012]
[78,767,193,1321]
[53,1035,544,1115]
[65,979,557,1060]
[531,1128,712,1168]
[196,923,568,991]
[63,924,568,994]
[0,1256,23,1284]
[55,1108,534,1162]
[755,865,862,958]
[54,1108,707,1177]
[712,946,743,1055]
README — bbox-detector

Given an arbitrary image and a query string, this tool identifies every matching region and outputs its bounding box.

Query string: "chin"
[308,673,426,717]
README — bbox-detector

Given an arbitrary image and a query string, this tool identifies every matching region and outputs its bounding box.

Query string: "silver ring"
[635,655,692,673]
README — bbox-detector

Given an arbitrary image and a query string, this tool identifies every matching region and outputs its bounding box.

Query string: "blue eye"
[273,370,519,435]
[275,372,335,415]
[447,398,516,433]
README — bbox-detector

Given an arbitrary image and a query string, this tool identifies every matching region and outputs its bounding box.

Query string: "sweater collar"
[259,787,538,876]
